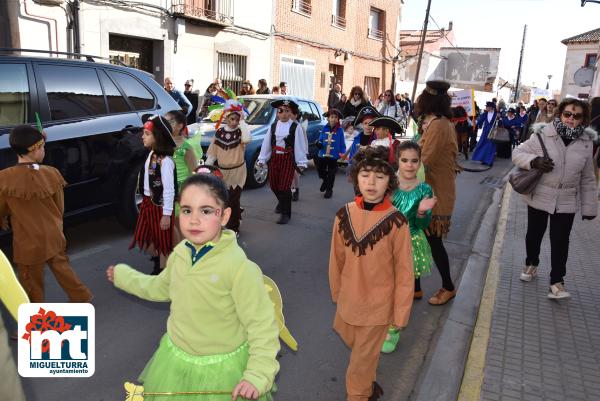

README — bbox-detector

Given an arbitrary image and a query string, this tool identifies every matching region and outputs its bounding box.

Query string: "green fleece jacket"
[114,230,280,394]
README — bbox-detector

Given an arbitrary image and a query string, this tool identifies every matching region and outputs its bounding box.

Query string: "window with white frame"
[292,0,311,16]
[332,0,346,29]
[368,8,384,41]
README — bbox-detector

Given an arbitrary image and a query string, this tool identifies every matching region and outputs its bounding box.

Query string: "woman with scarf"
[342,86,370,118]
[513,98,597,299]
[377,89,406,135]
[415,80,459,305]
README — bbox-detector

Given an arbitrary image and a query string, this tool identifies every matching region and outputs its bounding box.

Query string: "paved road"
[4,157,510,401]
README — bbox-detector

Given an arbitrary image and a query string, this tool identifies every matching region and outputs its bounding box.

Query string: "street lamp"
[546,74,552,90]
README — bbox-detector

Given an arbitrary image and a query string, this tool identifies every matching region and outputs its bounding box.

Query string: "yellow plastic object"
[263,275,298,351]
[124,382,144,401]
[0,250,29,321]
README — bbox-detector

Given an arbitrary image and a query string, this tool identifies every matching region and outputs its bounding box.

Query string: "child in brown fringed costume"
[329,146,414,401]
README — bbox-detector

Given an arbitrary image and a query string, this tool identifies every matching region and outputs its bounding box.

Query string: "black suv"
[0,51,181,229]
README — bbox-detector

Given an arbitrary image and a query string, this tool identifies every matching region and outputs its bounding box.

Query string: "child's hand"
[106,265,115,283]
[160,216,171,230]
[232,380,259,400]
[339,152,347,160]
[418,196,437,214]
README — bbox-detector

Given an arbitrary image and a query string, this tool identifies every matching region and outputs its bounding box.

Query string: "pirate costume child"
[346,105,380,162]
[130,116,177,275]
[316,108,346,198]
[258,99,308,224]
[206,100,252,235]
[368,116,404,169]
[0,125,92,303]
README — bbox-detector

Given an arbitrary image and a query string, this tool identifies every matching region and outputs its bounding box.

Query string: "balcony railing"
[292,0,311,16]
[171,0,234,26]
[332,14,346,29]
[368,28,384,41]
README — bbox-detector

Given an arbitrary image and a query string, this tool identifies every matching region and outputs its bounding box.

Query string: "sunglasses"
[562,111,583,120]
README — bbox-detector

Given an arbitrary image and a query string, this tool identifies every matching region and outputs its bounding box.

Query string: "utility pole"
[410,0,432,102]
[513,24,527,102]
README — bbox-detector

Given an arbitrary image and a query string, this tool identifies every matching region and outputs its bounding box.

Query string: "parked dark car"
[0,52,181,230]
[190,95,327,188]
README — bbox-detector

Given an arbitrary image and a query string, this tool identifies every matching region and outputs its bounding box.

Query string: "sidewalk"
[460,189,600,401]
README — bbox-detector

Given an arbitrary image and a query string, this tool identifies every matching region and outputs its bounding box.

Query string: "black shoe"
[320,182,326,192]
[368,382,384,401]
[150,256,161,275]
[275,204,282,214]
[276,214,290,224]
[324,189,333,198]
[292,188,299,201]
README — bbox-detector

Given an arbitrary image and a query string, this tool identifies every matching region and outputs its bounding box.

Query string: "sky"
[400,0,600,91]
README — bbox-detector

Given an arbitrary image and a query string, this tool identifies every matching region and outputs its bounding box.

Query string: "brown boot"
[414,290,424,300]
[368,382,384,401]
[428,288,456,305]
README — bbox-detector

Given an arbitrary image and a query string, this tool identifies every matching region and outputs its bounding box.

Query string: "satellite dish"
[574,67,595,87]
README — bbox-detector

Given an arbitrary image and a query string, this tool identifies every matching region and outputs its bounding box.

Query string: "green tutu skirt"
[412,230,432,279]
[139,335,274,401]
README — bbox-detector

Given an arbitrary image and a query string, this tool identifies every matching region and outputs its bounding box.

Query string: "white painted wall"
[16,0,67,53]
[560,42,599,98]
[233,0,272,33]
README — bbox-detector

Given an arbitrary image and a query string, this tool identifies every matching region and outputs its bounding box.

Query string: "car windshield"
[244,98,274,125]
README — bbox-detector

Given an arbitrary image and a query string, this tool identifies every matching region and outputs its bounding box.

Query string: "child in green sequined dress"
[382,141,437,354]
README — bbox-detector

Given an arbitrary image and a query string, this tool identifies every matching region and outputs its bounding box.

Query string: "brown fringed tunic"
[419,115,458,237]
[329,196,414,327]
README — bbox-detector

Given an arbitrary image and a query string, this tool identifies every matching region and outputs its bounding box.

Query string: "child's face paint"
[357,168,389,204]
[397,149,420,181]
[142,129,156,149]
[226,113,241,129]
[178,185,231,246]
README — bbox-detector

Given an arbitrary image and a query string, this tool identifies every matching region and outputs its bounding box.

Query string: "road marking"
[457,185,512,401]
[70,245,112,262]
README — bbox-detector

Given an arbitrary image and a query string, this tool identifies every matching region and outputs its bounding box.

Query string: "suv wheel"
[117,161,144,229]
[245,151,268,188]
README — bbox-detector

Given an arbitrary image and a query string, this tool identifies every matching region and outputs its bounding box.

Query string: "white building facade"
[6,0,273,93]
[560,28,600,99]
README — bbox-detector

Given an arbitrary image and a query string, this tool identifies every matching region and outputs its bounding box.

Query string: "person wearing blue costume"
[472,101,499,166]
[344,105,380,163]
[501,108,522,149]
[316,109,347,198]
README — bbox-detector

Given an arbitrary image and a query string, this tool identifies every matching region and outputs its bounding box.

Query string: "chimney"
[448,21,453,31]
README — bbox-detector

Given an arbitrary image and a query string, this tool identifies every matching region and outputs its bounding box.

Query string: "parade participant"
[0,125,92,303]
[290,108,309,202]
[107,172,280,401]
[329,145,414,401]
[130,115,177,275]
[368,116,403,169]
[258,99,308,224]
[472,101,499,166]
[343,86,370,118]
[501,108,521,150]
[415,80,459,305]
[167,110,203,245]
[343,105,380,162]
[451,106,470,159]
[513,98,597,299]
[205,100,252,235]
[316,108,346,199]
[381,141,436,354]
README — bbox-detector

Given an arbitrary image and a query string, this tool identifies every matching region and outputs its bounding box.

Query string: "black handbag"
[508,133,549,195]
[488,118,510,143]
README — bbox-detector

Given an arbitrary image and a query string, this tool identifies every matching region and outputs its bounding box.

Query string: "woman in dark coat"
[342,86,370,118]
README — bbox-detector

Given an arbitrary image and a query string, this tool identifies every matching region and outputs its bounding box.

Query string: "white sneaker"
[520,265,538,282]
[547,283,571,299]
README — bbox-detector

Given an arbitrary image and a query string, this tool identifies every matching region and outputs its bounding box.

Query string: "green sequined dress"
[391,182,434,278]
[173,134,204,216]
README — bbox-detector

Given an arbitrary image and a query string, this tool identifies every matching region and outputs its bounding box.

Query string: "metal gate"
[217,52,246,94]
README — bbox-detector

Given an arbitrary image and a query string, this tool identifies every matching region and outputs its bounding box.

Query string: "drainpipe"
[23,0,60,55]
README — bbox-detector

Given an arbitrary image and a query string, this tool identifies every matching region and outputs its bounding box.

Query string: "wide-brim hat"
[271,99,299,113]
[369,116,403,137]
[424,80,451,96]
[142,114,176,147]
[323,108,343,118]
[353,105,380,126]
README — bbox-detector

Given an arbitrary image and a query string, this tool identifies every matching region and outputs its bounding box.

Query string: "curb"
[413,182,509,401]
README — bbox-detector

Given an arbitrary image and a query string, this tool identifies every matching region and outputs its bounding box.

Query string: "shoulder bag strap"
[535,132,549,159]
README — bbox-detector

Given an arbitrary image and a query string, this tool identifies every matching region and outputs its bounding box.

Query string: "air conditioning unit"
[34,0,64,6]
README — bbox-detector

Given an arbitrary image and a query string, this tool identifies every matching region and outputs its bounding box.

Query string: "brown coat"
[0,164,67,265]
[512,123,598,216]
[419,116,458,236]
[328,197,414,328]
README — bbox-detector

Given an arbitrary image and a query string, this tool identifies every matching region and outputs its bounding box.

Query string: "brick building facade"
[272,0,402,108]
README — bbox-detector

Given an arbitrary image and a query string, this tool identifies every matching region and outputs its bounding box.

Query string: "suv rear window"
[109,71,154,111]
[38,64,106,120]
[0,64,30,126]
